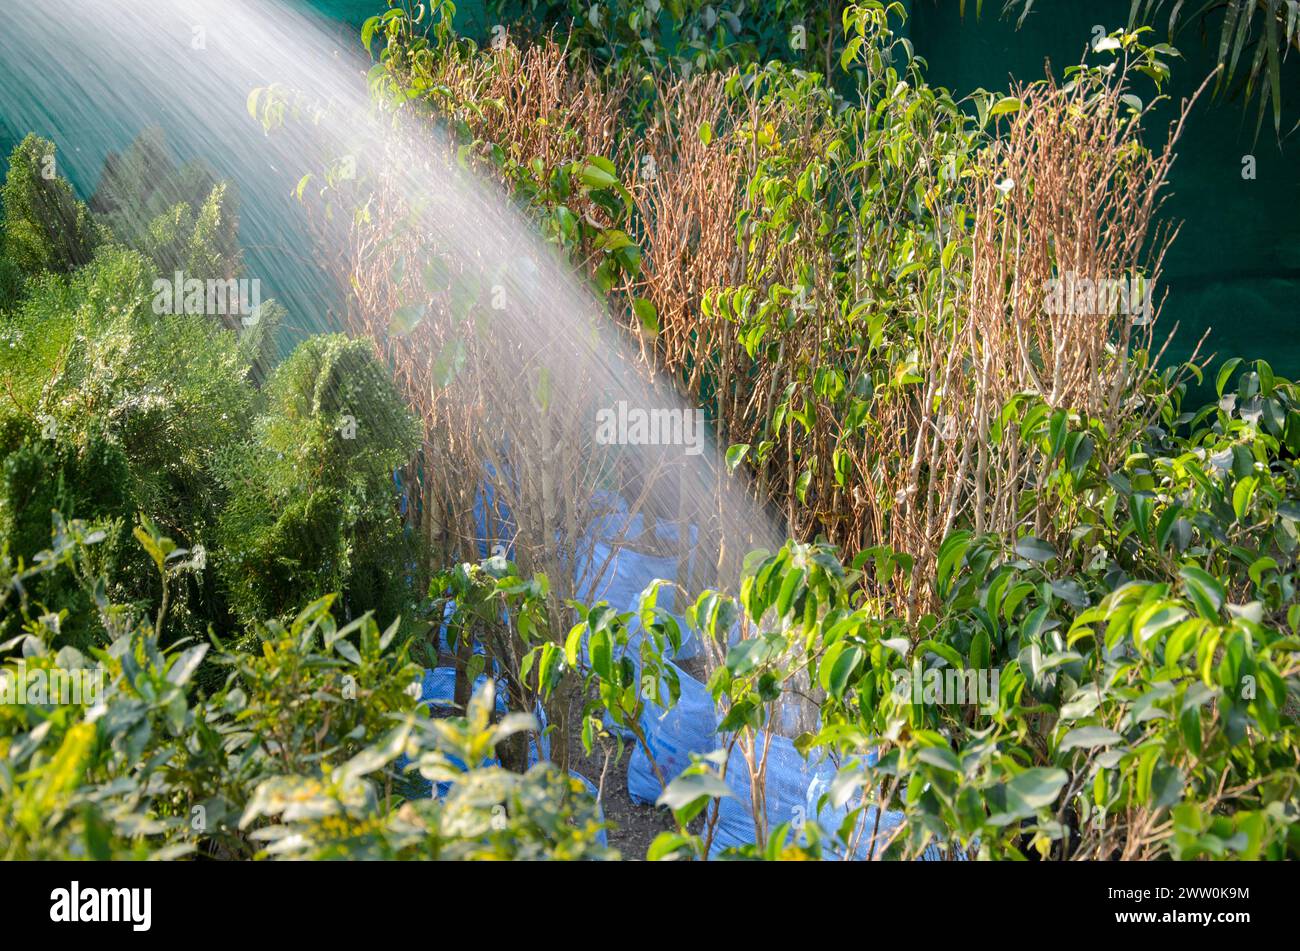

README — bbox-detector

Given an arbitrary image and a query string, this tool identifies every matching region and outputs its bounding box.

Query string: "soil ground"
[572,739,676,858]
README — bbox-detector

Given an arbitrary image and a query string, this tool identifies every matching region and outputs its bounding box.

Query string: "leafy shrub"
[87,127,276,374]
[0,419,134,649]
[3,1,1295,864]
[0,245,254,648]
[475,0,854,98]
[0,516,610,860]
[633,382,1299,859]
[90,127,242,283]
[0,135,98,282]
[216,333,422,633]
[0,137,421,651]
[239,680,613,859]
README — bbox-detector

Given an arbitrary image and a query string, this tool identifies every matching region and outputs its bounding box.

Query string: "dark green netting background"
[905,0,1300,388]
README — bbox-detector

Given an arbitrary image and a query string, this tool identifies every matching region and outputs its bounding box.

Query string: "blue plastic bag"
[575,492,698,661]
[627,663,717,804]
[709,734,837,855]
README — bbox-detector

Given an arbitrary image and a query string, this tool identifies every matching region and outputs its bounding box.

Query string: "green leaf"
[1179,565,1224,619]
[1135,603,1188,646]
[647,832,698,861]
[822,644,863,700]
[916,746,962,774]
[333,639,362,665]
[166,645,209,686]
[1232,475,1257,522]
[1150,764,1185,809]
[1248,556,1278,587]
[656,773,733,811]
[391,303,426,335]
[632,297,659,335]
[990,96,1022,117]
[564,623,585,667]
[589,626,612,679]
[936,530,972,597]
[1005,767,1068,812]
[1059,726,1123,751]
[1216,357,1243,397]
[134,526,165,571]
[725,443,750,473]
[1256,359,1276,396]
[578,158,619,191]
[1059,686,1103,721]
[1014,535,1056,563]
[970,629,991,673]
[795,468,812,505]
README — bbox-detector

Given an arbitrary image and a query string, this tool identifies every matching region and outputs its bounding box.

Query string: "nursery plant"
[0,515,609,860]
